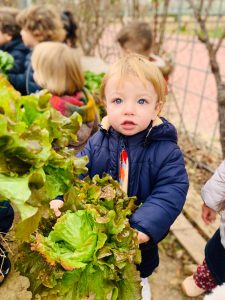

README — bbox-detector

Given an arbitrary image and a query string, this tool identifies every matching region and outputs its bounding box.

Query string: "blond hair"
[0,7,21,39]
[100,53,166,105]
[17,5,65,43]
[32,41,84,96]
[116,22,153,56]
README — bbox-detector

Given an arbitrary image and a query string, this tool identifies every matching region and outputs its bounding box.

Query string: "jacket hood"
[99,116,177,146]
[146,117,177,143]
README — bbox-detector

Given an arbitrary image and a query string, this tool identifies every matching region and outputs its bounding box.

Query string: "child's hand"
[50,199,64,217]
[202,203,217,225]
[138,231,150,244]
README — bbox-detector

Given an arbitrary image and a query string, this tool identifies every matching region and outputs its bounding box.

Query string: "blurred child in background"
[32,41,98,152]
[116,21,173,82]
[0,7,29,75]
[8,5,65,95]
[182,160,225,297]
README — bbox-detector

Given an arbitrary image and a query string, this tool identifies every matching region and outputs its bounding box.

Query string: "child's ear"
[152,101,163,120]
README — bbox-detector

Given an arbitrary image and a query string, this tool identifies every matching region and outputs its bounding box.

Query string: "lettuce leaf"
[32,211,98,270]
[0,76,86,238]
[17,174,142,299]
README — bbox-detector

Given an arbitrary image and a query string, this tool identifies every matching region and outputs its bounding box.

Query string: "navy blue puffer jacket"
[0,38,29,75]
[78,118,189,244]
[7,51,41,95]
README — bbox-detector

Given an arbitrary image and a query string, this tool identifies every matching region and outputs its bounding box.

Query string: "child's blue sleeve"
[129,147,189,244]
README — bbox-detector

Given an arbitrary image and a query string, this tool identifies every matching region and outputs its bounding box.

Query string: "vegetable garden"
[0,55,143,298]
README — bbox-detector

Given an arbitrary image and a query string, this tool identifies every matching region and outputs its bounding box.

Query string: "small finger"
[54,209,61,217]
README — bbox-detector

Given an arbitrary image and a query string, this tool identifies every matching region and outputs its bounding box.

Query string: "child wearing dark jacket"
[7,5,65,95]
[182,160,225,297]
[116,21,174,82]
[0,7,29,75]
[50,53,189,299]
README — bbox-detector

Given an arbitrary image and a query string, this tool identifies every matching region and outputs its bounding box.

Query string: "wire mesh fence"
[95,0,225,163]
[163,0,225,160]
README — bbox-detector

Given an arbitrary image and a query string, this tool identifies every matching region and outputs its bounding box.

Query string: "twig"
[214,28,225,54]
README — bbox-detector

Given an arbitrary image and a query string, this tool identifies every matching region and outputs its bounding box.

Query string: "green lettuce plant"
[0,75,87,239]
[0,76,142,298]
[17,175,142,300]
[84,70,106,120]
[0,50,14,75]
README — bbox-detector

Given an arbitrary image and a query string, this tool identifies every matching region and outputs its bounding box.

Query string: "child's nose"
[123,102,135,115]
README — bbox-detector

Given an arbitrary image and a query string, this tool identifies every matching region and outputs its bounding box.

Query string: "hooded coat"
[7,51,40,95]
[201,160,225,248]
[77,117,189,277]
[0,37,29,75]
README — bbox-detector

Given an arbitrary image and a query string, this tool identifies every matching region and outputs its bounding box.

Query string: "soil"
[151,251,203,300]
[0,270,32,300]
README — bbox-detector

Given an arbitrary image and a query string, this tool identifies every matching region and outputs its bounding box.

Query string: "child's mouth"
[122,121,136,125]
[121,121,136,129]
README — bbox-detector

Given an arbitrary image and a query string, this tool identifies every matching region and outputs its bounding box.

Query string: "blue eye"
[138,99,146,104]
[114,98,122,104]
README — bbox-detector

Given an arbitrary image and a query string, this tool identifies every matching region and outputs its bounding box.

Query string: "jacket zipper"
[118,136,130,195]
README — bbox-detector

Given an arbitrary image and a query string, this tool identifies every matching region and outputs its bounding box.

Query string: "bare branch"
[210,57,221,85]
[204,0,214,22]
[152,0,159,51]
[188,0,210,49]
[156,0,170,54]
[199,0,204,13]
[214,28,225,54]
[132,0,140,19]
[188,0,222,85]
[75,0,116,56]
[188,0,200,20]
